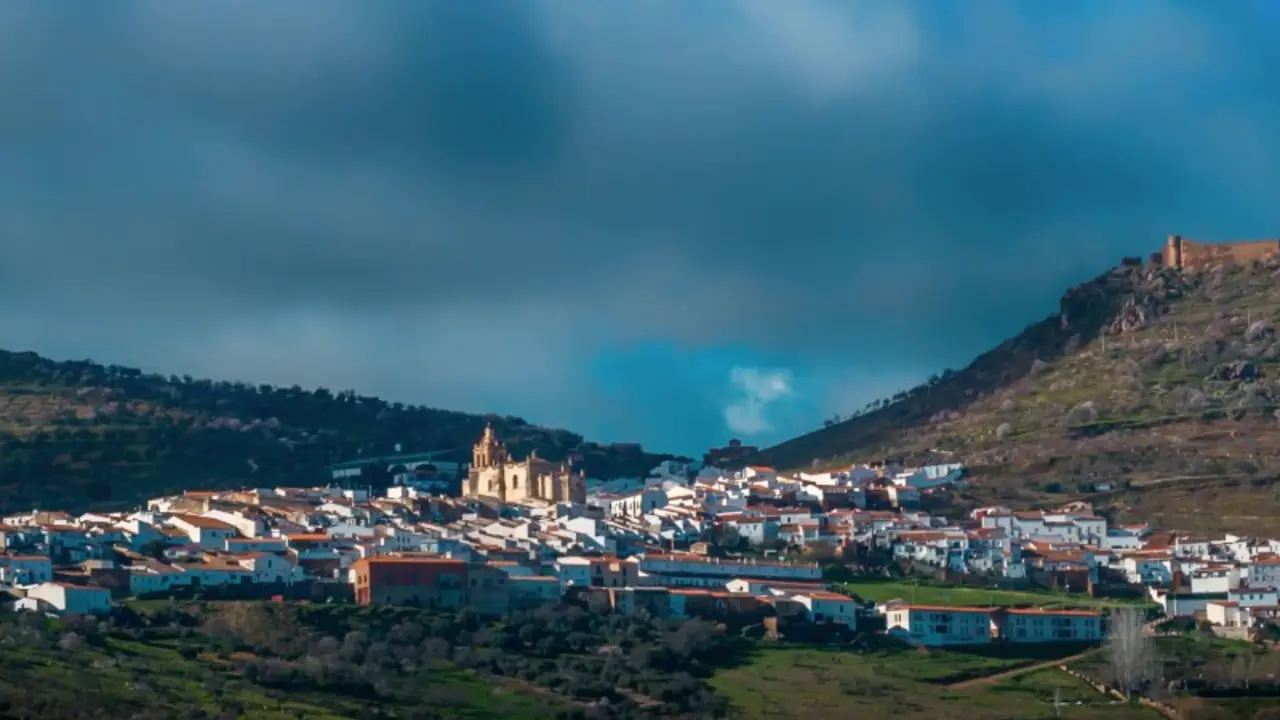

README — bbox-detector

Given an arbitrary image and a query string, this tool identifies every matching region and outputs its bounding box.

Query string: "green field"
[836,579,1152,609]
[0,633,554,719]
[709,646,1164,719]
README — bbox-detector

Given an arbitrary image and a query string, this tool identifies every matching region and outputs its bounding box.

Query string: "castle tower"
[1165,234,1183,269]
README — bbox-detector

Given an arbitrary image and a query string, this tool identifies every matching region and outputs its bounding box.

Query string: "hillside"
[0,349,678,514]
[746,256,1280,534]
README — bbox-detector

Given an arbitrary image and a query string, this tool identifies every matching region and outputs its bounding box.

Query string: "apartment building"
[997,608,1104,643]
[886,604,996,646]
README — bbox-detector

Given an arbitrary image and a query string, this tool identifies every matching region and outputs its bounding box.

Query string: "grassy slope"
[834,579,1153,610]
[745,260,1280,533]
[0,632,554,719]
[709,646,1163,719]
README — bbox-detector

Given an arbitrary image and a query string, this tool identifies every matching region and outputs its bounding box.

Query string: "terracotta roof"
[351,556,464,568]
[890,604,996,614]
[171,514,235,530]
[1005,608,1101,617]
[49,581,108,591]
[796,591,852,601]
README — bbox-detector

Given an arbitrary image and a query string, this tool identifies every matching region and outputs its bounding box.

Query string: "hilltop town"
[2,425,1277,649]
[4,239,1280,717]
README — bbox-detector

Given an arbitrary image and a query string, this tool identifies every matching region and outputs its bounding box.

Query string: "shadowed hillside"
[745,257,1280,533]
[0,350,679,513]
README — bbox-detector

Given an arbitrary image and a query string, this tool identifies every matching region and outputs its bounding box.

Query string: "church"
[464,425,586,505]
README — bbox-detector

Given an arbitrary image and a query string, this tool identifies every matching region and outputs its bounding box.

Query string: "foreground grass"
[0,632,554,719]
[835,579,1151,610]
[709,646,1163,719]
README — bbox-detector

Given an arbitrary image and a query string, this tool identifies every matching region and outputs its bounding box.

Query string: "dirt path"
[945,648,1102,690]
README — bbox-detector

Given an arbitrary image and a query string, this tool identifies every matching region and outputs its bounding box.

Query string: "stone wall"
[1163,234,1280,270]
[1057,664,1186,720]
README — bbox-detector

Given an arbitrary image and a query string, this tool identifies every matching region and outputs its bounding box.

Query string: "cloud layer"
[723,367,795,438]
[1,1,1278,454]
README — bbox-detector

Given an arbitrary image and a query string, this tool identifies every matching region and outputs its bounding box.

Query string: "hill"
[0,598,736,719]
[745,254,1280,534]
[0,349,679,514]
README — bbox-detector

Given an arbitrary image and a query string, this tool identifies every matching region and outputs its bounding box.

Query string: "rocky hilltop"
[0,351,678,513]
[746,257,1280,534]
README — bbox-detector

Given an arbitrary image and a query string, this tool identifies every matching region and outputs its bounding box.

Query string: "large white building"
[636,553,822,587]
[886,605,995,646]
[885,604,1104,647]
[999,608,1104,643]
[17,582,112,615]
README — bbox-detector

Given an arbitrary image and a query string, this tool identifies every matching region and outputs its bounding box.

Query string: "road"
[946,648,1103,690]
[948,619,1163,691]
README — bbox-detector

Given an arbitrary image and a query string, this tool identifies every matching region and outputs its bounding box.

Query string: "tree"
[58,631,87,653]
[1107,607,1160,697]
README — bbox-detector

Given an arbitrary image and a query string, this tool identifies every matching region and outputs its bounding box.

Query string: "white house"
[1121,553,1174,585]
[1247,557,1280,588]
[886,604,995,646]
[327,523,377,540]
[1206,601,1249,628]
[0,555,53,585]
[724,517,779,545]
[224,538,288,554]
[235,552,302,584]
[1103,528,1145,551]
[168,515,239,550]
[127,560,187,595]
[17,582,112,615]
[593,489,668,519]
[1190,566,1241,594]
[1228,586,1279,608]
[202,509,266,538]
[791,590,858,628]
[1173,537,1213,559]
[554,557,593,589]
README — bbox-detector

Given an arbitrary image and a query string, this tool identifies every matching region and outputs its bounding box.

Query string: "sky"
[1,1,1278,456]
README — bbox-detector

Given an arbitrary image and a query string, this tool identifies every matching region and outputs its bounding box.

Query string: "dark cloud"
[1,1,1278,453]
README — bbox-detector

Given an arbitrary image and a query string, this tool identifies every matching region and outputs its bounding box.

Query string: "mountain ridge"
[743,254,1280,534]
[0,349,680,513]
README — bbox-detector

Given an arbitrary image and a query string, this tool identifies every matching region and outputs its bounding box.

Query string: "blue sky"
[0,1,1278,456]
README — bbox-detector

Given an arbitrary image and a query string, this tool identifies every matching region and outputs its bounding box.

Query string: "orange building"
[350,556,467,609]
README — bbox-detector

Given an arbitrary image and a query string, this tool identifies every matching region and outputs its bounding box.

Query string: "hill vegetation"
[746,257,1280,533]
[0,599,741,719]
[0,350,679,514]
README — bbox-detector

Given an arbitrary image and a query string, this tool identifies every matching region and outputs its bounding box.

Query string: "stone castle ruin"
[1154,234,1280,270]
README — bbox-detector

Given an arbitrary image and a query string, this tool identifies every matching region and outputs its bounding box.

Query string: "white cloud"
[723,366,795,436]
[733,0,921,101]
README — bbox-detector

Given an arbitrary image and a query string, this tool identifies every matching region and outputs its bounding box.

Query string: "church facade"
[464,425,586,505]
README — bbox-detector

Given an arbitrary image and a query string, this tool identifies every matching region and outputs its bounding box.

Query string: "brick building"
[350,556,467,609]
